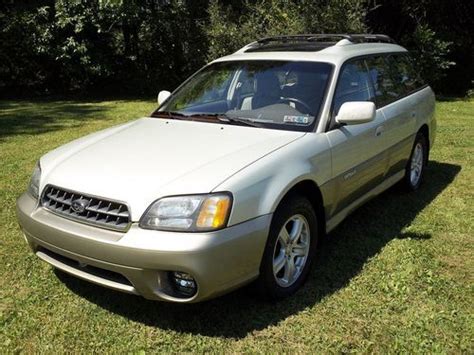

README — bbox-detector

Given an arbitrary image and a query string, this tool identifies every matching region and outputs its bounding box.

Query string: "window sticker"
[283,115,310,124]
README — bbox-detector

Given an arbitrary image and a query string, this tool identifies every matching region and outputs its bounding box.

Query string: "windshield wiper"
[153,111,262,127]
[188,113,262,127]
[151,111,188,119]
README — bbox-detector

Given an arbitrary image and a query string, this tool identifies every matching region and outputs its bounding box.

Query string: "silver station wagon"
[17,34,436,302]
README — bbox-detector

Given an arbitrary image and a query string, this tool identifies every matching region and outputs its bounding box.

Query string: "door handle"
[375,125,384,137]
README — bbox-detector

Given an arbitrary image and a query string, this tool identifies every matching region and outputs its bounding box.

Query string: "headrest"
[255,71,281,97]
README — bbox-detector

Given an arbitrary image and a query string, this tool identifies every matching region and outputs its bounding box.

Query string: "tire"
[403,132,428,191]
[257,195,318,300]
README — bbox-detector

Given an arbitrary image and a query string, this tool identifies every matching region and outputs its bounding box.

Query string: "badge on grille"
[71,199,87,213]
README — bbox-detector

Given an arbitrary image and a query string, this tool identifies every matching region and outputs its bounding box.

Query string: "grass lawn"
[0,98,472,353]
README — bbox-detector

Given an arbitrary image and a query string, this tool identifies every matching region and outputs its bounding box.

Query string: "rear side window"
[365,56,404,108]
[333,59,375,115]
[366,54,427,108]
[389,54,426,94]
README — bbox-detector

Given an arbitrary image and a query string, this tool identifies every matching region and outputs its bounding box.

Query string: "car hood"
[41,117,305,220]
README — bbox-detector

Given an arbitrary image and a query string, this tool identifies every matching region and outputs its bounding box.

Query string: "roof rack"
[243,34,395,52]
[346,34,395,43]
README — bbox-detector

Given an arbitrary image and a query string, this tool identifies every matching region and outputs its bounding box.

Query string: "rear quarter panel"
[417,87,436,148]
[410,86,436,146]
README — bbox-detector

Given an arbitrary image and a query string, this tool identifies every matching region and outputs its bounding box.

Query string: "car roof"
[212,38,408,66]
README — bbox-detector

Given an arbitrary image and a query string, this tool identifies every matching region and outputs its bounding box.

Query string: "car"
[16,34,436,303]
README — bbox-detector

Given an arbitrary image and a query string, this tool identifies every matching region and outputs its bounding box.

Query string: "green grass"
[1,98,473,353]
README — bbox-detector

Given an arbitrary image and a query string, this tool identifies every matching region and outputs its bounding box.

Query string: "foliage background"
[0,0,472,98]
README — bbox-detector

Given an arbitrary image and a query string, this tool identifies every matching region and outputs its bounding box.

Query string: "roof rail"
[242,33,395,52]
[256,34,353,44]
[348,34,395,43]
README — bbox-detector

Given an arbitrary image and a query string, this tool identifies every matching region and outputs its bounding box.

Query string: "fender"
[214,133,333,226]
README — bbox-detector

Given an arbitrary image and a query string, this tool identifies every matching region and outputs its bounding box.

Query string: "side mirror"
[157,90,171,106]
[335,101,376,125]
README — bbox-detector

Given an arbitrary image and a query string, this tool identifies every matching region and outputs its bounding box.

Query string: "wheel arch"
[418,123,430,162]
[273,179,326,237]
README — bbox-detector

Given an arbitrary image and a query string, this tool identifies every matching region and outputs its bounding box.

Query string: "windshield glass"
[154,60,333,131]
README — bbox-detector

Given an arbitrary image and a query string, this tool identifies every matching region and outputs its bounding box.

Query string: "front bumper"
[16,193,271,302]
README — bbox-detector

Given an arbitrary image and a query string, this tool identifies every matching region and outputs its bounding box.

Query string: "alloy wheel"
[272,214,310,287]
[410,142,424,186]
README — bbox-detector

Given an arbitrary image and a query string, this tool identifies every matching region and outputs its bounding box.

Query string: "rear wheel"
[403,132,428,191]
[257,195,318,300]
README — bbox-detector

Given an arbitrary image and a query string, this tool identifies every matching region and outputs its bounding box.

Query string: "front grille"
[41,185,131,231]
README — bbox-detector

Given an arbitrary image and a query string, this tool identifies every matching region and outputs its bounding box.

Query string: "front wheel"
[257,195,318,300]
[403,132,428,191]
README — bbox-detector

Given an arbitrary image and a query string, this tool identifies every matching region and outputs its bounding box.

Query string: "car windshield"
[153,60,333,131]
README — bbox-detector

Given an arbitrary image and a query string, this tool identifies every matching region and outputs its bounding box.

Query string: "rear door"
[366,54,420,176]
[325,58,388,217]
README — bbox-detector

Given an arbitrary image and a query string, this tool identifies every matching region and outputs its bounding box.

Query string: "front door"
[325,58,388,217]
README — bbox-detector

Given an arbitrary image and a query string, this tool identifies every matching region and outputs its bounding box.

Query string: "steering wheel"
[280,97,312,114]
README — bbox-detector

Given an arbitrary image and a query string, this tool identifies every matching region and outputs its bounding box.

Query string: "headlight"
[139,193,232,232]
[27,162,41,200]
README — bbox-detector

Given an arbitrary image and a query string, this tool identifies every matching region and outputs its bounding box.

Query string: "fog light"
[170,271,197,297]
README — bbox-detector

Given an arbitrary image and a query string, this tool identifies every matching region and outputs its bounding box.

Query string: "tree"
[205,0,367,61]
[366,0,473,94]
[0,0,471,97]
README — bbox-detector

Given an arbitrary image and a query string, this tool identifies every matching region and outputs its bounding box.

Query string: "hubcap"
[410,142,424,186]
[272,214,310,287]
